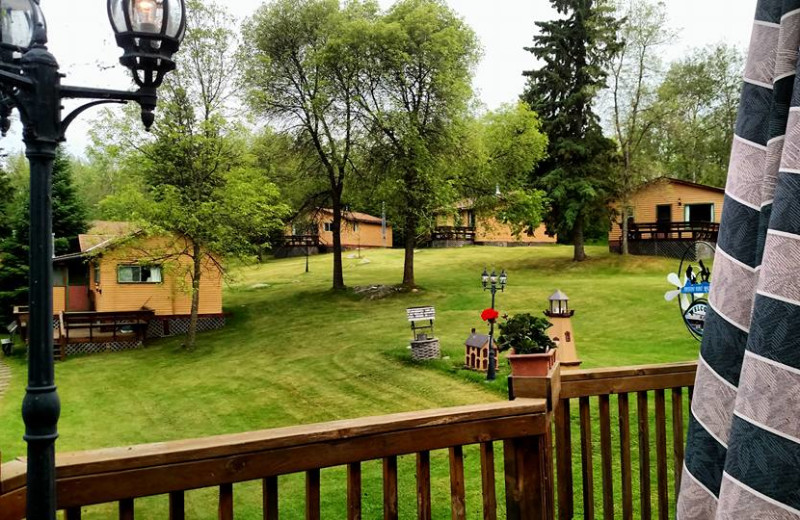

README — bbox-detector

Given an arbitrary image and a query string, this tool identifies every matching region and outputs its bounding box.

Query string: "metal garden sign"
[664,242,716,340]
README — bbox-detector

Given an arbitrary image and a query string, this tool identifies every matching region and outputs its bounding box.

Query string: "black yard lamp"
[0,1,186,518]
[481,267,507,380]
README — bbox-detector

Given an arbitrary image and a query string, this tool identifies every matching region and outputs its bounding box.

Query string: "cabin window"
[117,265,163,284]
[353,223,359,232]
[93,263,101,285]
[323,222,333,232]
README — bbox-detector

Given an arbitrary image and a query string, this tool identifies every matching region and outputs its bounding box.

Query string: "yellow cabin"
[433,200,557,247]
[281,209,393,256]
[32,221,226,358]
[609,177,725,257]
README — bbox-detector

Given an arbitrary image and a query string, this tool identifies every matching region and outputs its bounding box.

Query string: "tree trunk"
[621,207,630,256]
[573,218,587,262]
[402,211,416,288]
[330,195,345,291]
[186,241,202,350]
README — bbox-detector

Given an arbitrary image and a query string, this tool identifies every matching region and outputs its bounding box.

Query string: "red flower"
[481,308,499,322]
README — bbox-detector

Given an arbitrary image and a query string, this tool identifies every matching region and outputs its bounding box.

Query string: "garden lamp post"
[0,1,186,518]
[481,268,507,380]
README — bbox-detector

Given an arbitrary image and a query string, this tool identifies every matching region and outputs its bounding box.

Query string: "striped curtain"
[677,0,800,518]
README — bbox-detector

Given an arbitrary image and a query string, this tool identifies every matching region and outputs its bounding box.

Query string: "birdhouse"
[545,290,581,370]
[465,329,491,372]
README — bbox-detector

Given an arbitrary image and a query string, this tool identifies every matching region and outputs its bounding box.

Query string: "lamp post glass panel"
[0,1,186,518]
[481,268,507,380]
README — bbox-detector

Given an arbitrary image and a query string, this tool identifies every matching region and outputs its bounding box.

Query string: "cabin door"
[66,263,91,312]
[656,204,672,238]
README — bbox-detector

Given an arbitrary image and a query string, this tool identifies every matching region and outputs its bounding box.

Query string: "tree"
[642,44,743,187]
[336,0,480,287]
[100,0,289,349]
[522,0,623,261]
[242,0,366,291]
[0,147,87,321]
[608,0,672,254]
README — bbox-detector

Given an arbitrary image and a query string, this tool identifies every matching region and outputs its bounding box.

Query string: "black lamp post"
[481,267,507,381]
[0,1,186,518]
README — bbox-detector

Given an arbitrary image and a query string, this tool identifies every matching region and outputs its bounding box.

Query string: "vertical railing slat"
[655,389,669,520]
[347,462,362,520]
[579,397,595,519]
[480,442,498,520]
[383,455,399,520]
[599,394,614,520]
[417,451,432,520]
[169,490,185,520]
[503,435,548,520]
[618,393,633,520]
[449,446,467,520]
[119,498,134,520]
[65,507,82,520]
[637,391,652,520]
[306,469,321,520]
[218,483,233,520]
[263,476,279,520]
[672,388,685,509]
[555,399,573,520]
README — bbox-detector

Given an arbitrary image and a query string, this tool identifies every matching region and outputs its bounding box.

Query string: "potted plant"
[497,313,557,377]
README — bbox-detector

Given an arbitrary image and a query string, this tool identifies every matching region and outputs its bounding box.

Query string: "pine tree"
[0,147,87,321]
[522,0,622,261]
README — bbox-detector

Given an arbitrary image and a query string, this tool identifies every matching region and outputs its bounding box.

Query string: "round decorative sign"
[664,242,716,341]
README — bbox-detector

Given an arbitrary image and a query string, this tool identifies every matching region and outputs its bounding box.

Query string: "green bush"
[497,313,556,355]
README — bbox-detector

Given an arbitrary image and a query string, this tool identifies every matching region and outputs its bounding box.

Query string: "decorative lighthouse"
[545,290,582,370]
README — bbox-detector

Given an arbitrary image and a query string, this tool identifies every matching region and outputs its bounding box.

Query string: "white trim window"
[323,222,333,232]
[117,265,163,284]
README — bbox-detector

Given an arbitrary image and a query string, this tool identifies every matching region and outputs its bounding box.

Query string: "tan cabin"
[609,178,725,257]
[22,221,227,358]
[433,201,556,247]
[282,209,392,255]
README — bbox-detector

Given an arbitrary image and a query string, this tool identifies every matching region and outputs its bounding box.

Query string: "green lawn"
[0,245,699,518]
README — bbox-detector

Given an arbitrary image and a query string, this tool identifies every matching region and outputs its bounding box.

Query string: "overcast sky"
[4,0,756,156]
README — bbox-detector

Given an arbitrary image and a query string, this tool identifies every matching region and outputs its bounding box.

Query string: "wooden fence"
[0,400,550,520]
[510,361,697,520]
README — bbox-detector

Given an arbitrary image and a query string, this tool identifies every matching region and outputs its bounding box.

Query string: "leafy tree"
[642,44,743,186]
[522,0,623,261]
[608,0,673,254]
[335,0,480,287]
[100,0,289,349]
[242,0,364,291]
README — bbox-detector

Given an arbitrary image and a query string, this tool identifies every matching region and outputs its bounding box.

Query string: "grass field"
[0,245,700,517]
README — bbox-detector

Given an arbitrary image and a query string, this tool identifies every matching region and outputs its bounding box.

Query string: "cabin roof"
[549,290,569,301]
[319,209,384,225]
[465,333,490,348]
[642,177,725,195]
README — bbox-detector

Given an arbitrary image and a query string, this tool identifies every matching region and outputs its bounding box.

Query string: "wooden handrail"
[0,399,549,519]
[510,361,697,520]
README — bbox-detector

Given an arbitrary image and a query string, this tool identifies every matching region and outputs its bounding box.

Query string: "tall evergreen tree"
[0,147,87,321]
[522,0,622,261]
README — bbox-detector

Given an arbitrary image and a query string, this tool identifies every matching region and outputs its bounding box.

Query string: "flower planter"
[507,349,556,377]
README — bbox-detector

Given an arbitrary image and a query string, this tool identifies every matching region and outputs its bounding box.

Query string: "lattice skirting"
[411,338,441,361]
[147,315,226,339]
[628,240,716,260]
[65,341,143,357]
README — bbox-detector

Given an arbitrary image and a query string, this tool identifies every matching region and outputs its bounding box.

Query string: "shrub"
[497,313,556,355]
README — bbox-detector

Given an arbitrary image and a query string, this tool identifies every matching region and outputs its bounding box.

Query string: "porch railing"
[280,234,321,248]
[0,399,550,520]
[432,226,476,242]
[510,361,697,519]
[626,221,719,242]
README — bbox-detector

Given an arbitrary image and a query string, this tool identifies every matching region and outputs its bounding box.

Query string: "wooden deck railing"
[626,222,719,242]
[280,234,321,248]
[510,361,697,520]
[432,226,476,242]
[0,399,549,520]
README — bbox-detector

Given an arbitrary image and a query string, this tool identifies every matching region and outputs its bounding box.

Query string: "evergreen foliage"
[522,0,623,261]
